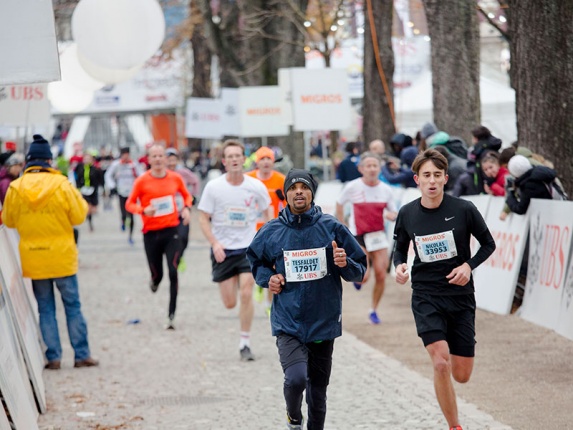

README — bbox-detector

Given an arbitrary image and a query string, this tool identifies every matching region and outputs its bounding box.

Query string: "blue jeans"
[32,275,91,362]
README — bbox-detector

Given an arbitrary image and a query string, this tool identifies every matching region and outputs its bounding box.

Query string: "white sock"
[239,332,250,349]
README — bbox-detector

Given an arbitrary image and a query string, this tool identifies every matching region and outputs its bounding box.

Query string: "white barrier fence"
[0,225,43,429]
[314,181,573,340]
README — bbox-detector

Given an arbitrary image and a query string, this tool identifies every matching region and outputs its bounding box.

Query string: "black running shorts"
[211,248,251,283]
[411,291,476,357]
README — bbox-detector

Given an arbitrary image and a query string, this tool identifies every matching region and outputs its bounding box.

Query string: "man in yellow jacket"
[2,134,99,370]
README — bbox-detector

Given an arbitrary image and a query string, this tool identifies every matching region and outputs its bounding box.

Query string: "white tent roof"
[393,68,516,145]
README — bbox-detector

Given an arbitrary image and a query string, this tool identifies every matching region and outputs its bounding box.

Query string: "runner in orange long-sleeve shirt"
[126,144,192,329]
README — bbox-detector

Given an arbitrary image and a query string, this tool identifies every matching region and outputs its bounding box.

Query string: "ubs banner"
[473,196,529,315]
[519,200,573,333]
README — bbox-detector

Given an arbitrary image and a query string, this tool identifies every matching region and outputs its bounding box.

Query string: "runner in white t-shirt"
[198,140,271,361]
[336,151,398,324]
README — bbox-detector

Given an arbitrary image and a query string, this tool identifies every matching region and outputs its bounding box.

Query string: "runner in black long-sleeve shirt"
[393,149,495,430]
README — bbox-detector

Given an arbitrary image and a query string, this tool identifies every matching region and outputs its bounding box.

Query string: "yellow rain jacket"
[2,166,88,279]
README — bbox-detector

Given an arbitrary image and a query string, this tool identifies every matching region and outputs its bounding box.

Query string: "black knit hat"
[26,134,52,161]
[284,168,318,199]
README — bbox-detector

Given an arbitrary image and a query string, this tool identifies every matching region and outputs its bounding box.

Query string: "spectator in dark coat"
[503,155,555,215]
[432,146,466,194]
[467,125,502,194]
[336,142,362,183]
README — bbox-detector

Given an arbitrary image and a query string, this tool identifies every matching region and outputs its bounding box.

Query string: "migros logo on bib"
[421,233,446,242]
[290,250,318,257]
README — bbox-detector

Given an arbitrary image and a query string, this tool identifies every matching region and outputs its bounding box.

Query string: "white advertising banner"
[556,239,573,340]
[221,88,241,136]
[184,98,223,139]
[0,0,60,85]
[238,86,289,137]
[519,200,573,330]
[463,195,491,260]
[472,196,529,315]
[0,283,39,429]
[53,55,185,115]
[278,68,303,125]
[0,228,46,413]
[0,84,51,126]
[290,68,351,131]
[314,181,344,216]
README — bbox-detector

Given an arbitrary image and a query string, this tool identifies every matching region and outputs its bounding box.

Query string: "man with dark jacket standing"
[247,169,366,430]
[2,134,98,370]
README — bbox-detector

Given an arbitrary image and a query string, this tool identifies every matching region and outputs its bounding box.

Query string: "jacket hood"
[516,165,556,186]
[471,135,502,160]
[0,167,9,181]
[12,167,67,210]
[279,203,322,227]
[427,131,450,146]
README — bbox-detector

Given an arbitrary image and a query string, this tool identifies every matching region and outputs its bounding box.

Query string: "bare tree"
[362,0,395,146]
[505,1,573,195]
[424,0,480,145]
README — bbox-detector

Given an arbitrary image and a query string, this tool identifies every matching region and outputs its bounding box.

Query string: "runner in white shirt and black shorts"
[198,140,271,361]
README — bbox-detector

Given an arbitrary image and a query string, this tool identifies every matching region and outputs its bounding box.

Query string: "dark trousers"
[143,227,181,317]
[119,195,134,236]
[277,334,334,430]
[177,219,190,262]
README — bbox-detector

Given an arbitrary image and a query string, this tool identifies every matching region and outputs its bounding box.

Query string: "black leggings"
[277,335,334,429]
[143,227,181,317]
[177,219,190,261]
[118,195,134,236]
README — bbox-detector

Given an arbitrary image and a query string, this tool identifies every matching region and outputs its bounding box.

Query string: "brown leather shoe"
[74,357,99,368]
[44,360,61,370]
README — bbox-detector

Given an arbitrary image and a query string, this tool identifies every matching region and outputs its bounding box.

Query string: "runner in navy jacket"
[247,168,366,429]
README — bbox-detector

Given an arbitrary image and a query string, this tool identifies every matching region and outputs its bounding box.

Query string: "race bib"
[364,231,389,252]
[284,247,327,282]
[224,206,248,227]
[150,195,175,217]
[415,231,457,263]
[80,186,95,196]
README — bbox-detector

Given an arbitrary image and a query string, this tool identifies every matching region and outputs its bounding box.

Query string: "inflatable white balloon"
[72,0,165,70]
[77,50,142,84]
[48,80,94,113]
[59,43,105,92]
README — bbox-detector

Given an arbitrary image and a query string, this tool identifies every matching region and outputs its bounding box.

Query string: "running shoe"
[121,223,126,231]
[149,280,159,293]
[449,426,463,430]
[178,259,187,273]
[286,414,304,429]
[240,346,255,361]
[166,314,175,330]
[353,282,362,291]
[128,237,134,246]
[369,311,381,325]
[253,285,264,303]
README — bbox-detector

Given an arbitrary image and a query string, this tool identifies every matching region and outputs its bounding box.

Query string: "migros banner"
[289,68,351,132]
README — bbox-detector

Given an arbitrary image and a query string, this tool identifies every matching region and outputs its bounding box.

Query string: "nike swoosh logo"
[445,216,455,221]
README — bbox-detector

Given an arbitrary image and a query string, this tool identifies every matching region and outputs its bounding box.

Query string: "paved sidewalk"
[37,205,513,430]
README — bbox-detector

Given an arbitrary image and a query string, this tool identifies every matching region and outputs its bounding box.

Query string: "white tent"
[394,68,517,146]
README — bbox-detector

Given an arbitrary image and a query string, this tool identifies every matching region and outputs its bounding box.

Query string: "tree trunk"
[506,1,573,195]
[264,0,308,169]
[190,14,212,97]
[363,0,395,148]
[424,0,480,145]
